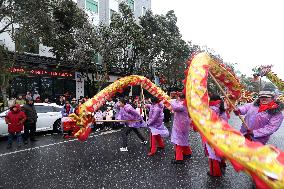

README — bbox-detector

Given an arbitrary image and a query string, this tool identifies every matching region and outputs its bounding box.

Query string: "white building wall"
[75,71,119,99]
[0,31,15,51]
[109,0,119,12]
[86,11,100,26]
[0,22,55,57]
[86,0,100,26]
[133,0,151,19]
[39,45,55,58]
[0,21,16,51]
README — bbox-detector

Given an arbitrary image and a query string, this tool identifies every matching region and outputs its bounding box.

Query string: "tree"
[262,81,277,91]
[239,74,259,92]
[0,0,55,104]
[0,45,14,106]
[1,0,92,61]
[138,10,191,92]
[0,0,54,40]
[109,3,143,75]
[1,0,98,99]
[43,0,92,60]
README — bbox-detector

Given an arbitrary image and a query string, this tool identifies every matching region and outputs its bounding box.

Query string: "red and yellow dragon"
[65,53,284,189]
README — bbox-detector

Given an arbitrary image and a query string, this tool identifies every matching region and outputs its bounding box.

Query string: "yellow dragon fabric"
[67,53,284,189]
[186,53,284,189]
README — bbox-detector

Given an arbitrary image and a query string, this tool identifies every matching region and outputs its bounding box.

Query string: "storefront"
[9,68,75,101]
[8,53,76,102]
[7,52,131,102]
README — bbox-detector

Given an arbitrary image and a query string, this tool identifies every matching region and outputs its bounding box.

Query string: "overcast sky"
[152,0,284,77]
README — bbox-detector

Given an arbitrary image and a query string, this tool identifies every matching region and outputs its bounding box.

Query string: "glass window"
[53,107,62,112]
[41,78,53,100]
[63,79,76,100]
[35,105,53,113]
[127,0,134,11]
[86,0,98,13]
[25,77,40,96]
[54,78,65,97]
[10,77,27,97]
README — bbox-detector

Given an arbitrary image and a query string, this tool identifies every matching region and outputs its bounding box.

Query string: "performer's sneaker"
[120,147,128,152]
[141,141,148,145]
[171,159,184,164]
[64,135,72,139]
[6,144,12,149]
[184,154,192,159]
[207,171,222,177]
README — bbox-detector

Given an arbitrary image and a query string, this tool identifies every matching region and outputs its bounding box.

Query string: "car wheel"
[53,119,62,133]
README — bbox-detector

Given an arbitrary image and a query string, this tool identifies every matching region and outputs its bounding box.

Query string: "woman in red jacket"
[5,104,26,149]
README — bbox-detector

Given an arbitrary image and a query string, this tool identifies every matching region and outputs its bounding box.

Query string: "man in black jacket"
[22,97,38,144]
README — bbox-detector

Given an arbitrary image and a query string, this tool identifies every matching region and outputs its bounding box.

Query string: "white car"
[0,103,63,136]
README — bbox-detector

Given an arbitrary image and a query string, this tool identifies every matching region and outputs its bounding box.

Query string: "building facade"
[76,0,151,25]
[0,0,151,101]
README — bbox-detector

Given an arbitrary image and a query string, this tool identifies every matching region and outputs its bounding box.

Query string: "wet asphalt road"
[0,114,283,189]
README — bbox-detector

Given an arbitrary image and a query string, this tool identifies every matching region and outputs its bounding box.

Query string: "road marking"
[0,129,121,158]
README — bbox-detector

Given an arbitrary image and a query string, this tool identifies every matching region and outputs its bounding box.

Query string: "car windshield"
[0,105,61,115]
[0,109,8,117]
[35,105,54,113]
[53,107,62,112]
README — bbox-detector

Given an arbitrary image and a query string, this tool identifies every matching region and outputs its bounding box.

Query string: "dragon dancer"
[206,95,228,177]
[234,91,284,144]
[146,97,169,156]
[119,98,147,152]
[170,94,192,164]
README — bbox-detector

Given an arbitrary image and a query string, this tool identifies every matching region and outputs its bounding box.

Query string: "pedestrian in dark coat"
[22,97,38,143]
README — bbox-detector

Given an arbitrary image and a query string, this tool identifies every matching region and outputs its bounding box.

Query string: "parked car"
[0,103,62,136]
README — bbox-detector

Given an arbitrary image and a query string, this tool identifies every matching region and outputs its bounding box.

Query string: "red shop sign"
[10,67,74,78]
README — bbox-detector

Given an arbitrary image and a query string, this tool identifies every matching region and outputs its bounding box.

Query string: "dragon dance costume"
[146,101,169,156]
[235,91,284,145]
[170,99,192,164]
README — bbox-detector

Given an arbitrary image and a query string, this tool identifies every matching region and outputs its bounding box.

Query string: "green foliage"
[1,0,99,97]
[239,74,260,92]
[137,9,191,91]
[263,81,276,91]
[0,45,13,83]
[80,3,192,93]
[0,45,14,106]
[108,3,142,75]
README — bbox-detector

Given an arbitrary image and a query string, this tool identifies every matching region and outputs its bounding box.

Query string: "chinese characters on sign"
[10,68,74,78]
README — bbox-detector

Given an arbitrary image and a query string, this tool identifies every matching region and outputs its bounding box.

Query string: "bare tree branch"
[0,22,12,34]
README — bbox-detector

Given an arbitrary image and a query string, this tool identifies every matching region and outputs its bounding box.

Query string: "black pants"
[96,123,104,130]
[23,122,36,141]
[104,122,112,130]
[163,109,171,123]
[122,126,146,148]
